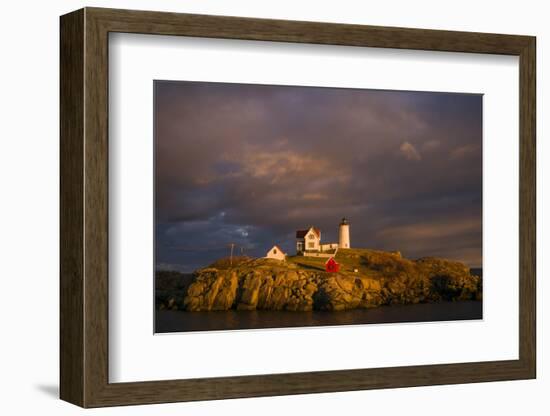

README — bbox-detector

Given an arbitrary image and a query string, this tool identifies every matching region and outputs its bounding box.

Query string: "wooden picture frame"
[60,7,536,408]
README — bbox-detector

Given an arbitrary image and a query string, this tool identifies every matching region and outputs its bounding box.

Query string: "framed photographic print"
[60,7,536,408]
[153,80,485,333]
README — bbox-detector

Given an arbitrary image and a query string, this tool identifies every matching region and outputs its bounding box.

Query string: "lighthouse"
[338,218,351,249]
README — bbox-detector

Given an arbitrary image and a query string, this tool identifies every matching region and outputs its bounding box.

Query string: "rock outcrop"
[157,249,481,312]
[183,269,239,311]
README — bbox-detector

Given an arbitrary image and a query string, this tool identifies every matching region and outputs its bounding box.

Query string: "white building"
[295,219,351,256]
[265,245,286,261]
[295,227,321,253]
[338,217,351,249]
[320,242,339,251]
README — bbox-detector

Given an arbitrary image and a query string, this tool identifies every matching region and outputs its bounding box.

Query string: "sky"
[155,80,482,272]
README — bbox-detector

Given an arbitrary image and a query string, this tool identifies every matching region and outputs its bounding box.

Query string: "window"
[273,249,277,254]
[308,234,315,239]
[308,242,315,248]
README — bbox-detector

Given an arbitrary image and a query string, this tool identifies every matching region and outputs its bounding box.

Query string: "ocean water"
[155,300,482,333]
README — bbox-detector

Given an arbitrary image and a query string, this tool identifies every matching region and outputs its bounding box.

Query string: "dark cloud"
[155,81,482,271]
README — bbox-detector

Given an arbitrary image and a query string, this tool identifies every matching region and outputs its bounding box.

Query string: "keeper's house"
[295,227,321,253]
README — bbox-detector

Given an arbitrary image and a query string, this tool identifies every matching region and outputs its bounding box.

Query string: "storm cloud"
[155,81,482,272]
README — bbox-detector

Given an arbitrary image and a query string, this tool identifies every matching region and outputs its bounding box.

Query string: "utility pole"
[229,243,235,266]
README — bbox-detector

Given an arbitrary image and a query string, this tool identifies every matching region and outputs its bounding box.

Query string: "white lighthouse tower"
[338,218,351,249]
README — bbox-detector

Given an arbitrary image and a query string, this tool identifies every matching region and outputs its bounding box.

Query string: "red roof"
[296,227,321,239]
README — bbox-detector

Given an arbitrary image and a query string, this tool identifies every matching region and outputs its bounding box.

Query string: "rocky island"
[156,248,482,313]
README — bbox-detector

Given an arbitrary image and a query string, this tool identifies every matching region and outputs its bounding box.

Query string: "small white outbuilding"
[265,245,286,261]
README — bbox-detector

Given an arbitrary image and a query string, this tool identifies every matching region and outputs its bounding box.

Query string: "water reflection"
[156,301,482,333]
